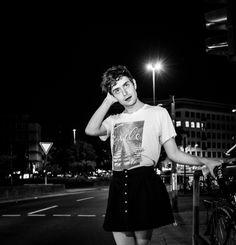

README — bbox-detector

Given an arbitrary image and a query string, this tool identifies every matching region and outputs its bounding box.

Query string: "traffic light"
[204,0,236,62]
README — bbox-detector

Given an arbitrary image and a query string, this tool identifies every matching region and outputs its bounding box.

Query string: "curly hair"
[100,65,134,93]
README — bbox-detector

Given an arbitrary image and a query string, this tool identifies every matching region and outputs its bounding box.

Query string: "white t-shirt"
[100,104,177,171]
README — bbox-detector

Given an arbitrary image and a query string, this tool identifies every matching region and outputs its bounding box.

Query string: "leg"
[112,231,136,245]
[134,229,153,245]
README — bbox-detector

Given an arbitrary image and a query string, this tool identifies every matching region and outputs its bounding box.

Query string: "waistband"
[112,166,155,178]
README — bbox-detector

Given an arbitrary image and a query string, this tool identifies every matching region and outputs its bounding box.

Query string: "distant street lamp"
[73,129,76,145]
[146,61,164,105]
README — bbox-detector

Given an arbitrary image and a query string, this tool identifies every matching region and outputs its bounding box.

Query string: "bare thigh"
[112,231,136,245]
[112,230,153,245]
[135,230,153,245]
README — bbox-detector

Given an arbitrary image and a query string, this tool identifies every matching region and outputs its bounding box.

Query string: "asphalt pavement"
[0,187,210,245]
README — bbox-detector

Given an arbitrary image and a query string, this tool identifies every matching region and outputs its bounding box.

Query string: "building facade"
[158,97,236,178]
[0,114,42,178]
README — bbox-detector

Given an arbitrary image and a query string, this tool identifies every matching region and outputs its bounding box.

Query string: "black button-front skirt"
[103,166,174,231]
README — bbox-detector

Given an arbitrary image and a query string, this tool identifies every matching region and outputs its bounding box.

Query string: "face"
[111,76,137,106]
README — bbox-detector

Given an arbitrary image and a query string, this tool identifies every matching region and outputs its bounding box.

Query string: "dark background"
[2,1,235,141]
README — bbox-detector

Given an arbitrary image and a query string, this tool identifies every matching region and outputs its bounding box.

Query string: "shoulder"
[143,104,168,114]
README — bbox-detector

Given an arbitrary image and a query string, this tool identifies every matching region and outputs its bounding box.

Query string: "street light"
[73,129,76,145]
[146,61,164,105]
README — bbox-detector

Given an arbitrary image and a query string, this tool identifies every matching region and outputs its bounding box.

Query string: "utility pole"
[170,95,178,213]
[10,144,13,185]
[183,135,187,193]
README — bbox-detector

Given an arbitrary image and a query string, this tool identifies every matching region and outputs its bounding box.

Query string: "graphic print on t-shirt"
[112,121,144,170]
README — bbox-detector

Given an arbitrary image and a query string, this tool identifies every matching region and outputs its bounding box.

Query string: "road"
[0,187,212,245]
[0,187,116,245]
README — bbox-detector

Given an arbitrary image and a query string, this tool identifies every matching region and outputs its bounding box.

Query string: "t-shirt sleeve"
[160,108,177,145]
[99,116,112,141]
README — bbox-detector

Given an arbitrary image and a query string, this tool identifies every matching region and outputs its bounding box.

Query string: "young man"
[85,65,222,245]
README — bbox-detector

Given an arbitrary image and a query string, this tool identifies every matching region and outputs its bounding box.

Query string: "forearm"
[164,138,208,166]
[169,150,207,166]
[164,138,222,178]
[85,96,113,136]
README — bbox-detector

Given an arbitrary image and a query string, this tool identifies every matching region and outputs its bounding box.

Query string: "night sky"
[2,2,236,142]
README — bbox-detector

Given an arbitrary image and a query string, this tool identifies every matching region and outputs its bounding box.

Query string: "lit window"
[185,121,189,127]
[176,121,181,127]
[191,122,195,128]
[196,122,200,128]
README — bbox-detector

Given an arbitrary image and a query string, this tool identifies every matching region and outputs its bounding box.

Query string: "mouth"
[125,96,132,102]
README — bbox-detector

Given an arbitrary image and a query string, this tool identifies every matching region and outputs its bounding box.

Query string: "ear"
[133,79,137,89]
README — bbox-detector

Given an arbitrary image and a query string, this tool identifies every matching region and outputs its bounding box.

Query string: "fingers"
[225,157,236,164]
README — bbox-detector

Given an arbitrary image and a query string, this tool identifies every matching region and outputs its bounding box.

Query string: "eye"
[124,82,130,87]
[113,88,120,95]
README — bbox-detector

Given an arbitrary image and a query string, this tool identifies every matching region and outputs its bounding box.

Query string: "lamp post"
[146,61,163,105]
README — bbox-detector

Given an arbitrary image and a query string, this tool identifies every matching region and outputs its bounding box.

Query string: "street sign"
[39,142,53,155]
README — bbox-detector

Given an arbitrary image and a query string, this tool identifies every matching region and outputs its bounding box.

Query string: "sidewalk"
[151,193,209,245]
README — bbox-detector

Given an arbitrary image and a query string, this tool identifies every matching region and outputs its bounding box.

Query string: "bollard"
[192,170,201,245]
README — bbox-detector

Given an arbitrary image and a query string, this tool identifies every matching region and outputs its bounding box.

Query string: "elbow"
[166,149,180,163]
[85,126,99,136]
[85,127,93,136]
[167,153,175,163]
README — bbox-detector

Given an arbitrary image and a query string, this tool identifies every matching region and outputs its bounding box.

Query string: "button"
[125,210,128,213]
[125,183,127,186]
[125,201,128,204]
[125,175,128,178]
[124,192,127,195]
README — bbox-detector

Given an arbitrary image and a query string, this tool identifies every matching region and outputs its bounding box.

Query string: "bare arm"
[163,137,222,178]
[85,93,118,137]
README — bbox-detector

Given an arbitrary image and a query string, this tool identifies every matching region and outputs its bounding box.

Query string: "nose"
[121,88,128,96]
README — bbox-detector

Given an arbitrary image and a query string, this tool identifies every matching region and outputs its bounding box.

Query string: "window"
[176,111,181,117]
[196,122,200,128]
[185,121,189,127]
[176,121,181,127]
[191,122,195,128]
[191,131,195,137]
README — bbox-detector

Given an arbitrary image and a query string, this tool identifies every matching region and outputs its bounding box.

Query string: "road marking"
[78,214,96,217]
[1,213,105,217]
[28,205,58,215]
[2,214,21,217]
[28,214,46,217]
[53,214,71,217]
[76,197,94,202]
